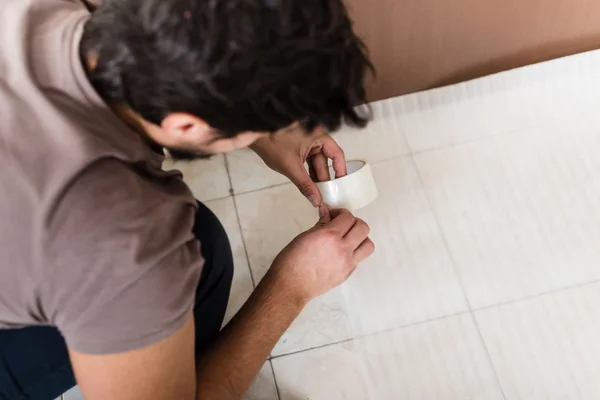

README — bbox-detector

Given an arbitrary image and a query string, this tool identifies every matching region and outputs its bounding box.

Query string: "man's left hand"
[250,125,347,207]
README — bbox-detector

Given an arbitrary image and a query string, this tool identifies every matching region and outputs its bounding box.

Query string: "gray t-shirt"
[0,0,204,354]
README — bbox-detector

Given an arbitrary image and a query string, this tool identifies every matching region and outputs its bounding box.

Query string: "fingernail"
[308,195,320,207]
[318,206,326,218]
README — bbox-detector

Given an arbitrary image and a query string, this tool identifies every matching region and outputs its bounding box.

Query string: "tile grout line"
[223,155,257,288]
[472,277,600,313]
[405,150,508,400]
[202,193,233,203]
[221,154,235,198]
[270,309,471,360]
[231,195,257,288]
[235,180,291,197]
[469,312,507,399]
[268,359,282,400]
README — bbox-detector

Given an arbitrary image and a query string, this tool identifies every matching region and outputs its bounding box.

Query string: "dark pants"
[0,202,234,400]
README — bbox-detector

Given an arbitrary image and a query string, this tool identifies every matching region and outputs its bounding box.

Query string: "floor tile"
[400,53,600,153]
[330,98,410,163]
[236,157,468,356]
[475,282,600,400]
[244,362,279,400]
[415,125,600,308]
[163,154,231,201]
[272,314,504,400]
[205,197,255,325]
[226,149,288,195]
[62,386,83,400]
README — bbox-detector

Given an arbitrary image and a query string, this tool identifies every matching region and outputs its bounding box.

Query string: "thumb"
[289,167,322,207]
[315,204,331,226]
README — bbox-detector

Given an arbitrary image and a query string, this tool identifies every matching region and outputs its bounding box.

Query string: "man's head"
[81,0,373,159]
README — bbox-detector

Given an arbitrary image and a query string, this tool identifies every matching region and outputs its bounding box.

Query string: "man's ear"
[160,113,212,147]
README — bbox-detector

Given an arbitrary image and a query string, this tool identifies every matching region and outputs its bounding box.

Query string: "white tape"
[316,159,378,211]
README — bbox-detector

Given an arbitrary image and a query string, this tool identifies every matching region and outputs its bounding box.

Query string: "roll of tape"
[316,159,378,211]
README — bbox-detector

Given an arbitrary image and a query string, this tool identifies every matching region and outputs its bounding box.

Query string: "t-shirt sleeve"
[42,158,203,354]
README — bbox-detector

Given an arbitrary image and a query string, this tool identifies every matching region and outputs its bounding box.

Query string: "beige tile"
[244,362,279,400]
[226,148,289,195]
[236,157,467,356]
[415,125,600,308]
[205,197,254,326]
[330,98,410,163]
[273,314,504,400]
[400,53,600,153]
[163,154,231,201]
[62,386,83,400]
[475,282,600,400]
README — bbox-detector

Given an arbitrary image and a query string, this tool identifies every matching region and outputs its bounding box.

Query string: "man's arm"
[69,272,301,400]
[70,207,373,399]
[69,316,197,400]
[195,265,305,399]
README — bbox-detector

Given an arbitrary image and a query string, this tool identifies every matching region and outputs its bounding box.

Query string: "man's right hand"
[270,205,375,303]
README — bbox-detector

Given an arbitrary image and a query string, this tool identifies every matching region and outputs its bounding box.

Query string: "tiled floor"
[64,50,600,398]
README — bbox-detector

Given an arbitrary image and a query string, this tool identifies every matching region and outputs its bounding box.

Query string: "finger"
[315,204,331,226]
[344,218,370,249]
[329,208,348,219]
[352,238,375,265]
[321,136,347,178]
[310,153,331,182]
[328,208,356,236]
[286,163,322,207]
[308,162,319,183]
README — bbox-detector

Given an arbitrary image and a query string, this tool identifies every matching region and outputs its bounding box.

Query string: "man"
[0,0,375,399]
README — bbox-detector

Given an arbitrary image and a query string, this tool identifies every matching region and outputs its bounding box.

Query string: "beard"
[166,146,214,161]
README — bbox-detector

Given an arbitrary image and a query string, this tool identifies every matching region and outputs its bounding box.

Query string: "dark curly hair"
[80,0,374,139]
